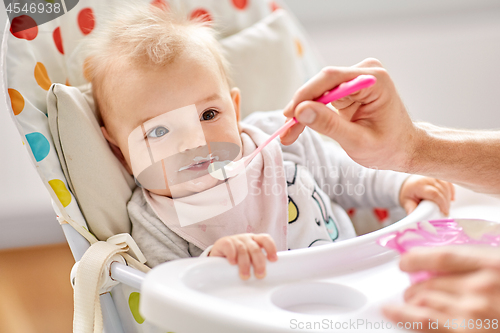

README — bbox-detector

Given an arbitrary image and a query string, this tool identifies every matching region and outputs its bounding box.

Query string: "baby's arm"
[245,111,409,208]
[321,142,455,214]
[244,111,453,213]
[312,137,454,214]
[209,233,278,280]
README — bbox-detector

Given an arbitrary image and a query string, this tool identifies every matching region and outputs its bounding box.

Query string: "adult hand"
[383,246,500,332]
[281,58,418,172]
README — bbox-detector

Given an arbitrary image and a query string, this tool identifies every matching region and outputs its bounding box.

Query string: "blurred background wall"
[1,0,500,250]
[284,0,500,130]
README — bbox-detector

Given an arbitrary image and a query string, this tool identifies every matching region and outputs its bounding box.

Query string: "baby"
[86,4,454,279]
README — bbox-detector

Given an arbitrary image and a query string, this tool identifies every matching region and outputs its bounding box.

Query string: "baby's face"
[102,52,242,197]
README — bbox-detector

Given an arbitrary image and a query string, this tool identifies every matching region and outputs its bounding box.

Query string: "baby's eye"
[147,126,169,138]
[201,109,218,121]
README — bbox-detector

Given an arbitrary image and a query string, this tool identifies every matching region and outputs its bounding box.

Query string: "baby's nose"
[177,132,206,153]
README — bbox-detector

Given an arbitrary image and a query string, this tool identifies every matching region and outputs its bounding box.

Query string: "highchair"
[2,1,447,332]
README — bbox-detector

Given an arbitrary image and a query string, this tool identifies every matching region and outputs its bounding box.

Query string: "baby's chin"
[171,173,222,198]
[145,173,221,198]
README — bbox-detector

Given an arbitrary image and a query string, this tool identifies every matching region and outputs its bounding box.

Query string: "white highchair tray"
[140,201,441,333]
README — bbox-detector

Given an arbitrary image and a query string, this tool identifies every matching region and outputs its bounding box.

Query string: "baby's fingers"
[209,238,238,264]
[252,234,278,262]
[402,199,418,215]
[421,185,450,215]
[437,179,455,202]
[235,240,251,280]
[246,241,267,279]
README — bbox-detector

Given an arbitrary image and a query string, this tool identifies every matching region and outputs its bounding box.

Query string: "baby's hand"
[209,233,278,280]
[399,175,455,215]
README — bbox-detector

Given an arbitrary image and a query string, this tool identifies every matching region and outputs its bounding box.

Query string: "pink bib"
[144,123,288,251]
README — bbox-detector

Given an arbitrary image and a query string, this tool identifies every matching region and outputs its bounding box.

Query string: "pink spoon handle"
[315,74,376,104]
[248,118,297,160]
[250,75,377,160]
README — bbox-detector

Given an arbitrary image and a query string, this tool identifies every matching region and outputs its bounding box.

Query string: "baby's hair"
[84,2,231,125]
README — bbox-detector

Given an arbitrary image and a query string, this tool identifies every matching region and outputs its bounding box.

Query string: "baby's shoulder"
[127,186,149,214]
[242,110,287,136]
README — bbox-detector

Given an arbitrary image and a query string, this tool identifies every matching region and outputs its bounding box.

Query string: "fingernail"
[297,108,316,124]
[255,271,266,279]
[240,273,250,280]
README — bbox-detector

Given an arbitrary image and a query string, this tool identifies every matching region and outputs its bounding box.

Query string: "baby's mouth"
[178,154,219,172]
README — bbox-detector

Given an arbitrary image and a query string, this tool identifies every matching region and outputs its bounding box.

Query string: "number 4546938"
[5,2,61,14]
[443,319,498,330]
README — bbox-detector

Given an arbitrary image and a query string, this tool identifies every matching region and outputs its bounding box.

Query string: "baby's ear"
[101,126,133,175]
[230,87,241,122]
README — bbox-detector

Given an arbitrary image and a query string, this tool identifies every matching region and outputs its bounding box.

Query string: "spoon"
[208,74,377,180]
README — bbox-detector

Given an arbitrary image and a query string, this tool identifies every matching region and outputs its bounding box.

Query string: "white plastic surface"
[140,201,441,333]
[449,186,500,223]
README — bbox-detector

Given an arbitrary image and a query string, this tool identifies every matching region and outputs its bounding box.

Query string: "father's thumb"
[295,101,352,142]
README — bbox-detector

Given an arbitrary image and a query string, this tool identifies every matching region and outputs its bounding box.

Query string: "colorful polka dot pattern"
[34,62,52,91]
[82,57,93,82]
[295,39,303,58]
[10,15,38,40]
[8,89,25,115]
[270,1,281,12]
[128,292,145,324]
[53,27,64,54]
[190,8,212,22]
[151,0,169,10]
[48,179,72,207]
[25,132,50,162]
[232,0,248,10]
[78,8,95,35]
